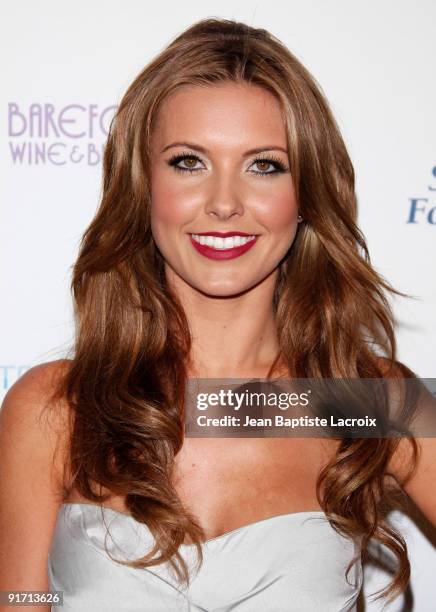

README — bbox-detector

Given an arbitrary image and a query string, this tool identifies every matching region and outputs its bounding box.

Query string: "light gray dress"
[48,503,363,611]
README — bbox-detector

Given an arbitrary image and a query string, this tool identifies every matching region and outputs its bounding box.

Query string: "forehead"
[151,82,287,151]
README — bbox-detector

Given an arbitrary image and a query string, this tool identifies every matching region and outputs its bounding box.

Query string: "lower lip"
[189,235,259,260]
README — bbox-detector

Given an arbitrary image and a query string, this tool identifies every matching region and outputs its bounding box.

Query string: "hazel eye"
[253,160,275,173]
[167,153,204,174]
[180,157,201,170]
[250,157,289,176]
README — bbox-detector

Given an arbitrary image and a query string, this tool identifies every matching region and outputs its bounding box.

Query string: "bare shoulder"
[0,359,74,590]
[2,359,71,407]
[374,357,436,526]
[1,359,74,494]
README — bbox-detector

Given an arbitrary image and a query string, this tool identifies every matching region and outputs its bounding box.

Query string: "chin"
[191,278,260,298]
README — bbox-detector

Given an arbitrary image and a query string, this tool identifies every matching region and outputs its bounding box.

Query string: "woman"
[1,17,435,612]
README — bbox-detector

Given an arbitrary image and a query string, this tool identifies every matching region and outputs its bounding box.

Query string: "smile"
[189,233,259,260]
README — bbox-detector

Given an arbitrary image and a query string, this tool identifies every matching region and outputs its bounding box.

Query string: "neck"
[166,268,281,379]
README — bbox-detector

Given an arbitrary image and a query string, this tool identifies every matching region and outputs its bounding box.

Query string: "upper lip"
[190,231,258,237]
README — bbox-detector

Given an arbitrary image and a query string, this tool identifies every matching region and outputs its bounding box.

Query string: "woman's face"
[150,81,299,297]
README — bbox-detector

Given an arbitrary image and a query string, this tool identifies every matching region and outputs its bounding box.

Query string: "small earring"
[297,215,303,223]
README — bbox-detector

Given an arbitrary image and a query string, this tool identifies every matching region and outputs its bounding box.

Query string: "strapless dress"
[47,503,363,611]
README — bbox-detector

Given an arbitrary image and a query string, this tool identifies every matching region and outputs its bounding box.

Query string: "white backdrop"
[1,1,435,609]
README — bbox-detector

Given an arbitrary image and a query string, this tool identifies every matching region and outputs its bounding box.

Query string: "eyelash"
[166,151,289,177]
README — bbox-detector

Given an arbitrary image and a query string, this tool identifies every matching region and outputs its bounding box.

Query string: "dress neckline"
[60,502,326,547]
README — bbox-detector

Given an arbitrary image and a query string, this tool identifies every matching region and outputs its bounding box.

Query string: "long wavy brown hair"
[52,17,419,605]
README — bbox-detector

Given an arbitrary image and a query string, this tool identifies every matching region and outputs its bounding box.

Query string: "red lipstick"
[189,232,259,260]
[194,231,253,237]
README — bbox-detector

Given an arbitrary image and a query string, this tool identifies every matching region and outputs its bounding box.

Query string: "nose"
[204,171,244,220]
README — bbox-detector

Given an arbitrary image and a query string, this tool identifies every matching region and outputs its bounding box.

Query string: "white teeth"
[191,234,257,250]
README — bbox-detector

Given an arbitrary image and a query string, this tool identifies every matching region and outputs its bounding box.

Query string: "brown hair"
[54,17,418,604]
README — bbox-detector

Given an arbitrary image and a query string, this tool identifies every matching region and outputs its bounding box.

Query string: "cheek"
[150,174,196,232]
[254,187,299,231]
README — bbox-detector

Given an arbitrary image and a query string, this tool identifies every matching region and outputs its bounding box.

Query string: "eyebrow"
[160,141,289,156]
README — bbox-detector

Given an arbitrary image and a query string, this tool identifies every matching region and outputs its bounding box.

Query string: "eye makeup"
[166,151,290,177]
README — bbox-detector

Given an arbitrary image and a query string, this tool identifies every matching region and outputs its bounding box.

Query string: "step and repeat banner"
[1,1,435,609]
